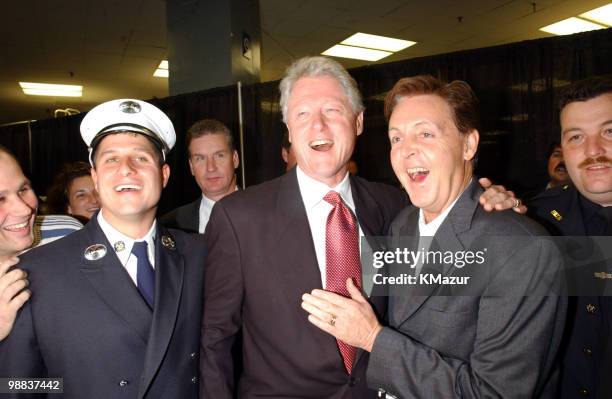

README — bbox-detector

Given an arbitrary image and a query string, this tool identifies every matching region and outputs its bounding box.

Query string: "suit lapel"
[139,226,185,397]
[393,181,478,324]
[388,208,420,324]
[78,219,152,343]
[178,198,201,234]
[399,219,467,317]
[350,176,395,298]
[190,199,201,231]
[272,169,323,291]
[273,171,353,367]
[350,175,388,245]
[350,176,395,369]
[272,173,392,289]
[275,170,377,371]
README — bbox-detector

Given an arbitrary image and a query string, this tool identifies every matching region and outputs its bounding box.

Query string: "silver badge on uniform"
[84,244,107,261]
[114,241,126,252]
[119,100,141,114]
[161,235,176,250]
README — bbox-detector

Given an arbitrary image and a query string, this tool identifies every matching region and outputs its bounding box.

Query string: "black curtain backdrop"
[29,114,88,196]
[349,27,612,191]
[242,80,287,183]
[148,86,239,214]
[0,122,31,176]
[1,28,611,212]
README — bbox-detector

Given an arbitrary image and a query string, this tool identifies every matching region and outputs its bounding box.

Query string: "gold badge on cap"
[594,272,612,280]
[113,241,126,252]
[84,244,107,261]
[551,210,562,221]
[119,100,141,114]
[161,235,176,250]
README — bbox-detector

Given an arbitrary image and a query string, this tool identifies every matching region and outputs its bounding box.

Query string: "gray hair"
[279,56,364,123]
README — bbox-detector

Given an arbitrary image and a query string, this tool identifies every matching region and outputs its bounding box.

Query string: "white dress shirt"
[414,180,471,274]
[198,186,239,234]
[97,211,157,286]
[198,194,217,234]
[296,166,365,289]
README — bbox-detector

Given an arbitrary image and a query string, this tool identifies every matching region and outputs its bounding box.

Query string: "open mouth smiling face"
[0,155,38,258]
[388,94,478,222]
[286,75,363,187]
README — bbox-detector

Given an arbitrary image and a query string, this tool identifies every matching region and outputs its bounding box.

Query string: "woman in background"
[46,161,99,222]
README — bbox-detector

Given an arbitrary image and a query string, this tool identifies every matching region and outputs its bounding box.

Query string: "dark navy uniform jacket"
[0,217,206,399]
[529,184,612,399]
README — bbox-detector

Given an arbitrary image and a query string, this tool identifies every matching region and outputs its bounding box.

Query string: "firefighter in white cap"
[0,99,206,399]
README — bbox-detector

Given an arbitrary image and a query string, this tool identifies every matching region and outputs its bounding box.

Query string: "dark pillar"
[166,0,261,96]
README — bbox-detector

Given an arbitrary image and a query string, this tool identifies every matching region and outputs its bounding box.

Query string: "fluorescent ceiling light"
[153,69,169,78]
[539,17,606,36]
[580,3,612,26]
[322,44,391,61]
[322,32,416,62]
[154,59,169,78]
[341,32,416,52]
[19,82,82,97]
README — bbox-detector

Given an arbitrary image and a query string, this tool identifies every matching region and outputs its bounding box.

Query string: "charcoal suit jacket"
[367,180,567,398]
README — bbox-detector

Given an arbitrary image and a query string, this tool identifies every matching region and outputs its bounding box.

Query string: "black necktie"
[132,241,155,308]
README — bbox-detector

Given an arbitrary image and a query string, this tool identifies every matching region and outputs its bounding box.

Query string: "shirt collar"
[201,185,239,206]
[418,179,471,236]
[97,211,157,266]
[296,165,354,211]
[201,192,217,208]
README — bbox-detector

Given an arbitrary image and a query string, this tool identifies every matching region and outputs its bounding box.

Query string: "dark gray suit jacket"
[367,180,567,398]
[201,168,407,399]
[0,217,206,399]
[161,198,201,234]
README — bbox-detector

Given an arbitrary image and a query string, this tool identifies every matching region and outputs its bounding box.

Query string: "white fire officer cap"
[80,99,176,164]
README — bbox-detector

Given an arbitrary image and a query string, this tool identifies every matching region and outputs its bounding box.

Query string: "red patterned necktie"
[324,190,362,374]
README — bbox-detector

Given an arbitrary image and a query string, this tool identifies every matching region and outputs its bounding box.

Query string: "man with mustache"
[528,76,612,399]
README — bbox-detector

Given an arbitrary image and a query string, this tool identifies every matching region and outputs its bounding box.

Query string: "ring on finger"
[329,314,336,326]
[513,198,521,209]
